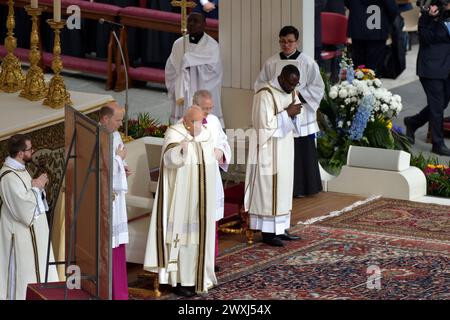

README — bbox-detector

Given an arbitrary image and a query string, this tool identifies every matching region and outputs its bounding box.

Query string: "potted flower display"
[318,49,410,175]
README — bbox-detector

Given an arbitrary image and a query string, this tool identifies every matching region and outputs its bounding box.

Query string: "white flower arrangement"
[329,78,402,122]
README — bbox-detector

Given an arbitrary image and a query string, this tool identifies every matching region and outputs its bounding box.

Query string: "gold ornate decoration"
[43,19,72,109]
[0,0,25,93]
[170,0,196,52]
[20,5,47,101]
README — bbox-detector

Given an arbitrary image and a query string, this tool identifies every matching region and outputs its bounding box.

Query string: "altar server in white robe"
[255,26,325,197]
[245,65,303,247]
[165,12,224,127]
[99,103,131,300]
[144,106,217,297]
[193,90,231,263]
[0,134,59,300]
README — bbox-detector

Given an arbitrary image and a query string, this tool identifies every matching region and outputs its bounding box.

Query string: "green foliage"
[125,113,168,139]
[365,120,395,149]
[411,153,450,198]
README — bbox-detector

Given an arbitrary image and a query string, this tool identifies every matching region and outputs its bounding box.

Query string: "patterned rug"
[314,198,450,241]
[129,198,450,300]
[199,225,450,300]
[130,225,450,300]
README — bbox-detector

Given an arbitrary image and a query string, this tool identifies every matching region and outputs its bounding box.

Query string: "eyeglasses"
[279,40,297,45]
[288,82,301,88]
[23,147,34,152]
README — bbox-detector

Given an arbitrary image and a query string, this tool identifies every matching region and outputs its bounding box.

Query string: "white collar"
[4,156,26,171]
[270,78,284,92]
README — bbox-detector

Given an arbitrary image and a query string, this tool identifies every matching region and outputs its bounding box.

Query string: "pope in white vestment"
[0,137,59,300]
[144,106,217,296]
[245,65,303,247]
[165,12,224,127]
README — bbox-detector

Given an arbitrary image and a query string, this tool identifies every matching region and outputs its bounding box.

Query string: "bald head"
[183,106,204,137]
[99,102,125,133]
[184,105,203,122]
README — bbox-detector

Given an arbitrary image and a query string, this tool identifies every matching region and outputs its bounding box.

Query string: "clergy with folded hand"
[245,65,303,247]
[144,106,218,297]
[99,103,131,300]
[0,134,59,300]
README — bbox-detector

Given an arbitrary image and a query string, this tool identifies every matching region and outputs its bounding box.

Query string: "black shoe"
[278,231,301,241]
[404,116,416,144]
[174,285,196,297]
[262,233,284,247]
[431,144,450,156]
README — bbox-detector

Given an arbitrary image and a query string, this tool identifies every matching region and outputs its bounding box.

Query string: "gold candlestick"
[0,0,25,93]
[43,19,72,109]
[20,5,47,101]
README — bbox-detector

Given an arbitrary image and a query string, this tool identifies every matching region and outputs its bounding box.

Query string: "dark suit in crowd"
[344,0,399,72]
[193,0,219,20]
[404,13,450,155]
[324,0,346,14]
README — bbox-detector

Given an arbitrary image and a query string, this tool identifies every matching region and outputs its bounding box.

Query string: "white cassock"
[0,157,59,300]
[112,131,129,248]
[165,34,224,127]
[254,51,324,136]
[205,114,231,221]
[244,79,302,235]
[143,123,217,293]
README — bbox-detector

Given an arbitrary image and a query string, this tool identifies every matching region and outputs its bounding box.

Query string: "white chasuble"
[143,123,217,293]
[244,80,302,235]
[0,158,59,300]
[165,34,224,127]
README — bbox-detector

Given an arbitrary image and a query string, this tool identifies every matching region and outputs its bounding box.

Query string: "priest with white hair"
[193,90,231,266]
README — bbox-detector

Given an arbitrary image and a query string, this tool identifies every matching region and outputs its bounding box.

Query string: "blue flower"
[346,67,355,83]
[348,95,375,141]
[393,124,404,135]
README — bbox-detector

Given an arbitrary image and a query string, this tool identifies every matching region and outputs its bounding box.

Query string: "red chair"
[219,182,254,245]
[320,12,349,60]
[321,12,348,82]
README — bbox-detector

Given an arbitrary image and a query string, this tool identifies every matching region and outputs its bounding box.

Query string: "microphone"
[98,18,124,29]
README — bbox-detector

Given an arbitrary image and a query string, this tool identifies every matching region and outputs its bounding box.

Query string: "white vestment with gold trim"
[244,80,302,235]
[143,123,217,293]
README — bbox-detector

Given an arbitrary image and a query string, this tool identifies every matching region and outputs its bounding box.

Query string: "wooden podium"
[63,106,113,300]
[26,106,113,300]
